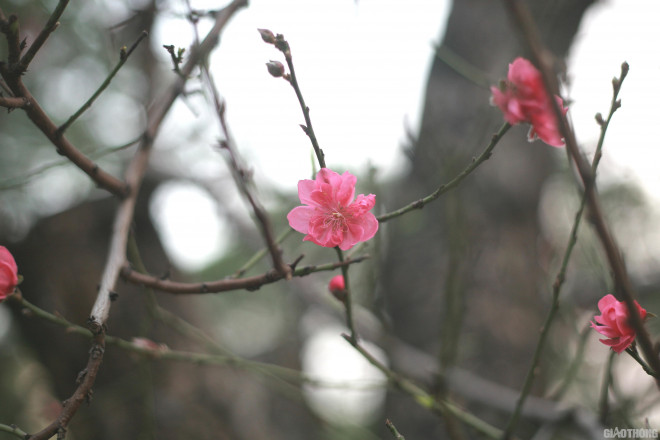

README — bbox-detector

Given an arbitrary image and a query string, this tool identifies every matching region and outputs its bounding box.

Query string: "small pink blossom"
[328,275,345,294]
[287,168,378,250]
[0,246,18,302]
[491,57,568,147]
[591,294,647,353]
[328,274,347,302]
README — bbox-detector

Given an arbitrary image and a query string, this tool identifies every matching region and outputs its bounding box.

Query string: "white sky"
[568,0,660,196]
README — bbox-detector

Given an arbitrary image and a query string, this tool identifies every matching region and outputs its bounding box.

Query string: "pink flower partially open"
[491,57,568,147]
[591,294,647,353]
[287,168,378,250]
[0,246,18,302]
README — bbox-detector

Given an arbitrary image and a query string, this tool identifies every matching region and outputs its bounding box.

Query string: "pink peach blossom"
[591,294,647,353]
[287,168,378,250]
[0,246,18,302]
[491,57,568,147]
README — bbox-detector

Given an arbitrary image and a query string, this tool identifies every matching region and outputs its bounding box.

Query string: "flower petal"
[287,206,316,234]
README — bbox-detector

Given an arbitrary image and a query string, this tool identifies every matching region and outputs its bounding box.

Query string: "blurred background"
[1,0,660,439]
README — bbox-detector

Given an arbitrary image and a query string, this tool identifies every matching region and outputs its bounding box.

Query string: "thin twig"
[202,65,292,280]
[121,255,369,294]
[231,228,295,278]
[90,0,248,329]
[342,334,508,440]
[0,62,129,197]
[0,136,141,191]
[502,0,660,389]
[385,419,406,440]
[264,32,326,169]
[502,61,629,440]
[17,0,70,72]
[13,295,383,392]
[626,346,658,378]
[57,31,148,134]
[29,333,105,440]
[0,423,29,439]
[378,123,510,223]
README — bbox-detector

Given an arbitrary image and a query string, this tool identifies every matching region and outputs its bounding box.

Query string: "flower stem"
[335,247,357,342]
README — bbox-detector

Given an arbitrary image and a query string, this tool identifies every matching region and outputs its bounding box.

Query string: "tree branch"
[121,255,369,294]
[89,0,248,329]
[202,65,292,280]
[17,0,70,72]
[57,31,148,134]
[0,95,27,109]
[502,0,660,390]
[377,123,510,223]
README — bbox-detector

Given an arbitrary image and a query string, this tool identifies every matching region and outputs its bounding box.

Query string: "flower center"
[324,210,347,231]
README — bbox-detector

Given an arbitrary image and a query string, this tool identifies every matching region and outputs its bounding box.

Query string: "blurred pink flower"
[328,274,347,302]
[0,246,18,302]
[591,294,647,353]
[328,275,345,294]
[287,168,378,250]
[491,57,568,147]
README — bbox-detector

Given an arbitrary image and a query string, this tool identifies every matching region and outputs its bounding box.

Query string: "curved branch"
[121,255,369,294]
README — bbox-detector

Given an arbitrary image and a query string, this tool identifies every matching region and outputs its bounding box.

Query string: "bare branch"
[57,31,149,134]
[202,66,292,280]
[24,1,249,438]
[90,0,249,328]
[121,255,369,294]
[0,95,27,109]
[18,0,70,72]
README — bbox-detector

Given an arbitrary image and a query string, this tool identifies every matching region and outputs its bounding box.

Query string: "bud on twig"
[266,60,285,78]
[328,275,347,303]
[258,28,276,44]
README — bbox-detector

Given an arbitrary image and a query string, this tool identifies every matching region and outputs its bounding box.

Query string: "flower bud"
[328,275,347,302]
[0,246,18,302]
[266,60,285,78]
[257,28,276,44]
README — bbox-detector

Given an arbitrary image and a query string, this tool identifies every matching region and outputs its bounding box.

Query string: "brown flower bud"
[266,60,285,78]
[258,28,276,44]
